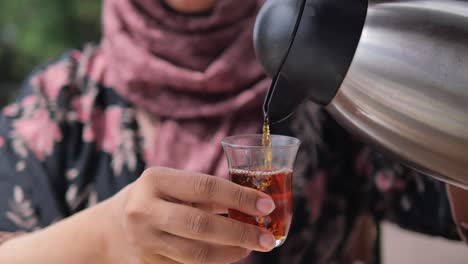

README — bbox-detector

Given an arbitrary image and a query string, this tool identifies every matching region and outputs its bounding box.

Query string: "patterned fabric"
[0,49,461,262]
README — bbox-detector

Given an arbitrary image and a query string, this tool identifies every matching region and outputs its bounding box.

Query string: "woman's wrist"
[0,232,26,246]
[0,201,111,264]
[98,187,140,264]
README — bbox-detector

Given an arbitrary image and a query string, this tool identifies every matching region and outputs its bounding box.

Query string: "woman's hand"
[105,167,277,264]
[0,167,276,264]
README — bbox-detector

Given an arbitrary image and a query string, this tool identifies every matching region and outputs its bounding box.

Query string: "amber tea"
[228,168,293,244]
[222,134,300,248]
[262,118,272,167]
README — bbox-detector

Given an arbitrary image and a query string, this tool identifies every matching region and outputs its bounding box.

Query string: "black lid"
[255,0,368,123]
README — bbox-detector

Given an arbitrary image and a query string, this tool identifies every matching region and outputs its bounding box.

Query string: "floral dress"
[0,49,462,263]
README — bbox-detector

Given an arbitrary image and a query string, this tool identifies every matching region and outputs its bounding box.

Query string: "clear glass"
[222,134,300,247]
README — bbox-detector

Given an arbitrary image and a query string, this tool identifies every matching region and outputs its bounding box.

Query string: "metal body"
[328,0,468,188]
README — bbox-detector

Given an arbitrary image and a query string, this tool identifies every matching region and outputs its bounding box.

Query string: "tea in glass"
[222,134,300,247]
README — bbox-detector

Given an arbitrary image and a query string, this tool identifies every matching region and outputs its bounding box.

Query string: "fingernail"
[259,233,275,250]
[256,198,275,214]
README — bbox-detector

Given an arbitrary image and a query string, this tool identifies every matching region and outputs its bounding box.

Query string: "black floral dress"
[0,49,461,263]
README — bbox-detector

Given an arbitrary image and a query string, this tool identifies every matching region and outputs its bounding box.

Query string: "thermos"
[255,0,468,188]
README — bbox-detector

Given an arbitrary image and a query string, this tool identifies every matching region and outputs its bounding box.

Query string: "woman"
[0,0,465,263]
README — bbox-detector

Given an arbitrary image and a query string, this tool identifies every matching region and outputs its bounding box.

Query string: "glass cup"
[222,134,301,247]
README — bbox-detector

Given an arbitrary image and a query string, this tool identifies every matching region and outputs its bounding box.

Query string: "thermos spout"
[263,73,309,124]
[255,0,367,123]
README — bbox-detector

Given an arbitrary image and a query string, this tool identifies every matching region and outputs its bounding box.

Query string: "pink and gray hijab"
[101,0,270,175]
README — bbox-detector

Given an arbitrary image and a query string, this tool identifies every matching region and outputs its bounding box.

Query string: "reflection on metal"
[328,0,468,188]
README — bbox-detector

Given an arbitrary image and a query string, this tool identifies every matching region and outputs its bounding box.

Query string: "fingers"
[155,232,251,264]
[143,167,275,216]
[153,200,276,252]
[194,203,228,214]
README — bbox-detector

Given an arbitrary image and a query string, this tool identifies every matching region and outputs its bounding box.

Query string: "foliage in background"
[0,0,102,104]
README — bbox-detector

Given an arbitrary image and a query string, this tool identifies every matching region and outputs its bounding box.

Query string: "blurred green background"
[0,0,102,105]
